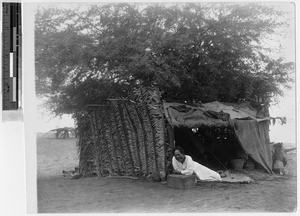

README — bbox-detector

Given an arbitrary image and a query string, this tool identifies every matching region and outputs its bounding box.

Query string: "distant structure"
[42,127,76,139]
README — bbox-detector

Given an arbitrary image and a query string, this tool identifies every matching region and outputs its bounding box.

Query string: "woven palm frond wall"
[76,88,167,178]
[74,111,97,177]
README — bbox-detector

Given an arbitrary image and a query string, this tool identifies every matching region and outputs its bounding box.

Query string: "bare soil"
[36,137,297,213]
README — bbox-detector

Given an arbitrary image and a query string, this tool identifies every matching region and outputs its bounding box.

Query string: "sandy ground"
[36,137,297,213]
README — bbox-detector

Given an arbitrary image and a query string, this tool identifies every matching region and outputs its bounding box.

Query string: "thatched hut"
[75,88,276,178]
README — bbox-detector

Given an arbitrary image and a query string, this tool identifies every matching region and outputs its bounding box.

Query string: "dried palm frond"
[76,87,167,178]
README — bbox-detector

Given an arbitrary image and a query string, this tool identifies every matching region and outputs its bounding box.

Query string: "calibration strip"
[2,2,22,110]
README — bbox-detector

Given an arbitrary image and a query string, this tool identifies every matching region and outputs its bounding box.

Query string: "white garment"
[172,155,221,181]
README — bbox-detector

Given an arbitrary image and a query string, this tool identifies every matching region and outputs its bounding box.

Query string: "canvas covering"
[233,120,273,173]
[163,101,273,173]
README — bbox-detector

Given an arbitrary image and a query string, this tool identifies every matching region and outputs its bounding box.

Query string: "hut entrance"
[173,126,244,170]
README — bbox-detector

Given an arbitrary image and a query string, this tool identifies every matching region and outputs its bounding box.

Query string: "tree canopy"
[35,2,294,115]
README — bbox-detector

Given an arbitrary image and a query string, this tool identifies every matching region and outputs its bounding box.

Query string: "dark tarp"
[163,101,269,128]
[233,120,273,173]
[164,103,230,128]
[163,101,273,174]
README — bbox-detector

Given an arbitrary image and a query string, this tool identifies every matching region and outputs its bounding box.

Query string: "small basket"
[231,159,245,170]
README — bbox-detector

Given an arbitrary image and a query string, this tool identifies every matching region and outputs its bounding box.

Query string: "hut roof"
[163,101,269,128]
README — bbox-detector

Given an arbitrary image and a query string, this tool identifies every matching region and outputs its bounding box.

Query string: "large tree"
[35,2,294,115]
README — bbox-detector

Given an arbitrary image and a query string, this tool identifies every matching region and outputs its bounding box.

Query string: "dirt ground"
[36,136,297,213]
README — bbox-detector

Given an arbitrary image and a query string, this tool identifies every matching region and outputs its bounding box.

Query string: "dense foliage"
[35,2,294,115]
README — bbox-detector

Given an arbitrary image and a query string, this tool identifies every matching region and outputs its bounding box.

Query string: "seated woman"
[172,146,222,181]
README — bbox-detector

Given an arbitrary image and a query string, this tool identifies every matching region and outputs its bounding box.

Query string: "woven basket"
[231,159,245,170]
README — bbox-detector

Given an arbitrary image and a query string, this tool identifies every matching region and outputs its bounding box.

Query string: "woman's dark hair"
[173,146,185,155]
